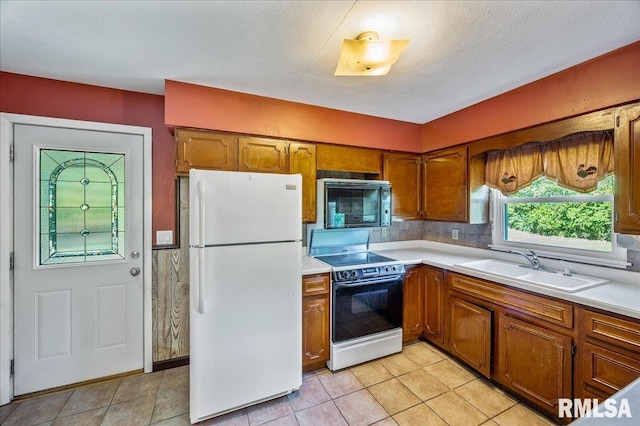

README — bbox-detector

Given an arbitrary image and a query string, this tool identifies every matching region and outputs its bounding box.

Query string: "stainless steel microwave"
[314,179,392,229]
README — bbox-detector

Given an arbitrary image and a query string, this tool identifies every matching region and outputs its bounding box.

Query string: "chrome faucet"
[560,261,573,276]
[509,249,540,270]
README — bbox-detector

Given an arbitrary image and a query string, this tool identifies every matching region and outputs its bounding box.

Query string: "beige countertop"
[301,254,332,275]
[303,240,640,320]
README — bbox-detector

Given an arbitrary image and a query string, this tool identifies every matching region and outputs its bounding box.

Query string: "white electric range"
[309,229,405,370]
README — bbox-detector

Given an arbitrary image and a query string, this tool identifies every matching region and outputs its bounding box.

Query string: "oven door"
[332,275,403,343]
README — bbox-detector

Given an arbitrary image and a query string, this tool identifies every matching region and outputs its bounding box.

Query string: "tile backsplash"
[367,220,492,249]
[370,220,638,273]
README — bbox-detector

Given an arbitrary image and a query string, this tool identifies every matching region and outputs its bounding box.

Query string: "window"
[492,175,626,265]
[39,149,126,265]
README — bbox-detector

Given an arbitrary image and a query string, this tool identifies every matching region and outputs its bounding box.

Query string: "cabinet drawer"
[448,272,573,328]
[302,274,330,296]
[583,342,640,397]
[583,310,640,353]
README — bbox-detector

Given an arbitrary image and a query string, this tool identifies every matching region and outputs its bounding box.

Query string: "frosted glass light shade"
[334,31,410,76]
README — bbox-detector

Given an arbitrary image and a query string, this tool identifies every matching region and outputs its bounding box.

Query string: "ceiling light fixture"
[334,31,410,76]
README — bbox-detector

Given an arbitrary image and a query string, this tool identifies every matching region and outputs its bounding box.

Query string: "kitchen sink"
[454,259,527,277]
[455,259,609,292]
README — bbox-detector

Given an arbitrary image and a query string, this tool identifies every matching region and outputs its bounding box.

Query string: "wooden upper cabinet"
[175,128,238,175]
[175,131,317,222]
[317,144,382,174]
[383,153,422,220]
[289,142,317,223]
[422,146,468,222]
[238,136,288,173]
[614,102,640,234]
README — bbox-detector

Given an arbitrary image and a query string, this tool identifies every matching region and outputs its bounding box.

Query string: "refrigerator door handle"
[196,180,206,314]
[198,180,206,248]
[197,249,205,314]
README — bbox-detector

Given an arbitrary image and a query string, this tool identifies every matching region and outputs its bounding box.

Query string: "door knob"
[130,267,141,276]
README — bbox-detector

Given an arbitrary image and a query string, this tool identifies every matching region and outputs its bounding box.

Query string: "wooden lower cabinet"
[582,342,640,398]
[403,265,445,344]
[578,308,640,399]
[423,267,445,346]
[495,313,573,417]
[447,296,492,378]
[302,274,330,372]
[398,267,640,422]
[403,267,424,342]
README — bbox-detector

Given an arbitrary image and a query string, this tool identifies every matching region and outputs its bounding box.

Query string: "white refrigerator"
[189,170,302,424]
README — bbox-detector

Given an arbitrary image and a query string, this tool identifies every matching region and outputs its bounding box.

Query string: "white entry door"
[13,123,145,395]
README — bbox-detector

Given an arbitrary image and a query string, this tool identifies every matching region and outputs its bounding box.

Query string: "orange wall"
[0,72,176,245]
[165,80,423,152]
[2,41,638,243]
[421,41,640,151]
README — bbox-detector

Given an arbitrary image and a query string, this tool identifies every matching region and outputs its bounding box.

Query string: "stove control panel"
[332,264,405,282]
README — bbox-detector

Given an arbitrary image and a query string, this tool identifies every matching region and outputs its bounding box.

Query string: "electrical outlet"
[156,230,173,245]
[451,229,459,240]
[381,227,389,237]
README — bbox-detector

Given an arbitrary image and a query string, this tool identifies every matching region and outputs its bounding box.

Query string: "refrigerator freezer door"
[190,170,302,247]
[189,242,302,423]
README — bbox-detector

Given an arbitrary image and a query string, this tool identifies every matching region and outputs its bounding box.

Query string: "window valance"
[485,130,614,195]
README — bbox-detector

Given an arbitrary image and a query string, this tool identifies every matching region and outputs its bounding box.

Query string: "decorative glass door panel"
[39,149,125,265]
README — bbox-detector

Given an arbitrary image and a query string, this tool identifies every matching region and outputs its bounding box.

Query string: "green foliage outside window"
[506,176,613,243]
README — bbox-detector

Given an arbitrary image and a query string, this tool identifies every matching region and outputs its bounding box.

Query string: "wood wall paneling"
[153,178,190,362]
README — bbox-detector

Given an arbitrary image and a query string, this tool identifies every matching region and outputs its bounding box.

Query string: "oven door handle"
[334,274,404,287]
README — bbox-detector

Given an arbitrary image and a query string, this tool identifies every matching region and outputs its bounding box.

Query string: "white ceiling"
[1,1,639,124]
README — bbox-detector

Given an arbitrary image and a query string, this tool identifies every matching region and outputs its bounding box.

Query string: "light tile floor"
[0,341,560,425]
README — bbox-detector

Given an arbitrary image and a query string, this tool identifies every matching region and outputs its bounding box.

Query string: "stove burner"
[315,252,395,268]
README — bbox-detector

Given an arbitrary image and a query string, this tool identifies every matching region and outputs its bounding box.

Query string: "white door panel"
[13,123,144,395]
